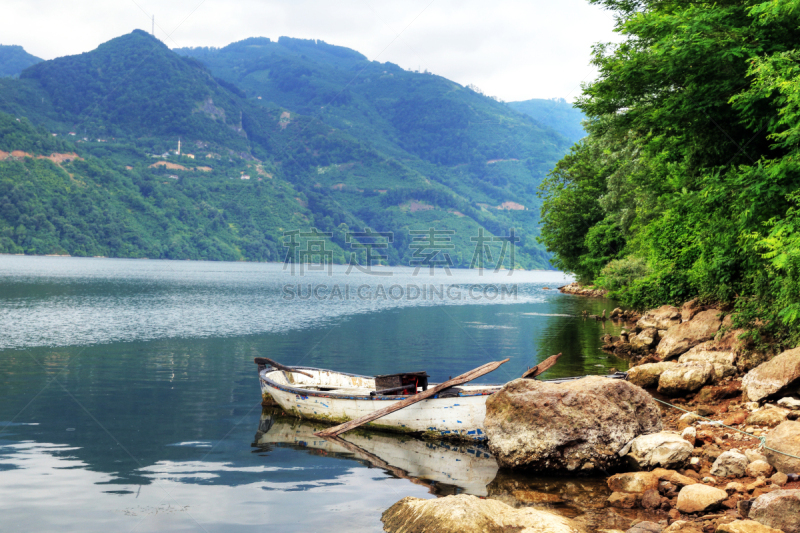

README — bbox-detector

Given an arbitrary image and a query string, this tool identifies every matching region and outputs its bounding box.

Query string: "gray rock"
[381,494,585,533]
[742,347,800,402]
[656,309,723,359]
[675,484,728,513]
[627,432,693,470]
[748,489,800,533]
[628,362,677,389]
[637,305,682,330]
[711,450,749,478]
[679,344,738,366]
[632,328,659,349]
[764,421,800,474]
[657,363,714,396]
[778,397,800,410]
[485,376,662,472]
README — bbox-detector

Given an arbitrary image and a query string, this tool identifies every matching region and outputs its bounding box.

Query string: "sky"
[1,0,620,102]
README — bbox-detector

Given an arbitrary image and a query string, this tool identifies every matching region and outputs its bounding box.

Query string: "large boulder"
[675,484,728,513]
[626,432,693,470]
[638,305,682,330]
[742,347,800,402]
[381,494,584,533]
[710,450,749,478]
[657,363,715,396]
[764,421,800,474]
[628,362,677,389]
[679,343,738,366]
[485,376,662,472]
[656,309,723,359]
[748,490,800,533]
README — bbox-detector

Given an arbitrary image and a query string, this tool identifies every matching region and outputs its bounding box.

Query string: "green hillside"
[0,31,572,268]
[507,98,585,143]
[0,45,42,78]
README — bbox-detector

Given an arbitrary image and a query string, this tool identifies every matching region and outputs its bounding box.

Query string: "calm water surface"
[0,256,628,532]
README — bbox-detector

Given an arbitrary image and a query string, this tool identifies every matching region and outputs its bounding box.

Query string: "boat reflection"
[253,408,499,496]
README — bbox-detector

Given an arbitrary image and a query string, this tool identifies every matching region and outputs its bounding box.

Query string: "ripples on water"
[0,256,565,349]
[0,256,632,532]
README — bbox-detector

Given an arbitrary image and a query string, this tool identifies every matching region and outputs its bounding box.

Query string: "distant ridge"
[0,44,42,78]
[507,98,585,144]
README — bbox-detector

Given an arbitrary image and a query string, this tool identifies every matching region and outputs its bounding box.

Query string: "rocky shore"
[560,282,610,298]
[381,298,800,533]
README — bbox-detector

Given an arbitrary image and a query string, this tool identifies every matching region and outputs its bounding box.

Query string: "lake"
[0,256,628,532]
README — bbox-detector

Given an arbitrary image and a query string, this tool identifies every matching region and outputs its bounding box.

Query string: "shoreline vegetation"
[538,0,800,355]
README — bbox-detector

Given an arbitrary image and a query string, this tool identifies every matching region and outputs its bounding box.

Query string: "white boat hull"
[258,366,502,441]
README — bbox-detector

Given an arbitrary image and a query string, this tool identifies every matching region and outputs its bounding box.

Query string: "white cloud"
[1,0,619,102]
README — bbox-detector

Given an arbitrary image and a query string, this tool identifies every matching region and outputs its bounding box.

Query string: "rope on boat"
[652,397,800,461]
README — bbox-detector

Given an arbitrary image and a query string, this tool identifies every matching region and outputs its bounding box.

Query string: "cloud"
[1,0,619,102]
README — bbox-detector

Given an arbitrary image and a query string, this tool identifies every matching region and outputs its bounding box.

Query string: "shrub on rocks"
[484,376,662,472]
[748,490,800,533]
[658,363,714,396]
[742,347,800,402]
[710,451,749,478]
[381,494,585,533]
[626,432,693,470]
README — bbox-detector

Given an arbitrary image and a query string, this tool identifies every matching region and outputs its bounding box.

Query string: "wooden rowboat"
[257,359,628,442]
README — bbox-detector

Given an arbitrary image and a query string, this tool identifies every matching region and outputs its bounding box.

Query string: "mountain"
[507,98,585,143]
[0,31,573,268]
[0,45,42,78]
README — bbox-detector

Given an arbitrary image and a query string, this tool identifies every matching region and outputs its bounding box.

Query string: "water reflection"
[253,409,498,497]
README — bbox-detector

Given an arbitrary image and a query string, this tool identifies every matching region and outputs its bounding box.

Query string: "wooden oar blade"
[314,358,509,438]
[522,353,561,379]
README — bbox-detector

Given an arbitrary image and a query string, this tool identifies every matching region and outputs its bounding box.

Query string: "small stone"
[769,472,788,486]
[676,484,728,513]
[744,449,768,464]
[746,479,766,492]
[711,451,749,478]
[679,412,703,430]
[627,432,694,470]
[609,491,639,509]
[642,489,663,510]
[628,523,664,533]
[726,482,746,494]
[746,408,791,427]
[682,427,697,446]
[608,472,660,494]
[777,397,800,410]
[746,461,774,478]
[703,477,717,484]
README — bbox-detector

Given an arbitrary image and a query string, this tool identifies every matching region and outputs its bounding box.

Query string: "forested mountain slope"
[507,98,585,143]
[0,30,572,268]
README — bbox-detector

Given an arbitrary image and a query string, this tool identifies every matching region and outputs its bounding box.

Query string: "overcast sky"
[2,0,619,102]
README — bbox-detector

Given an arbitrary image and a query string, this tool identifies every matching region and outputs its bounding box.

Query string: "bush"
[595,256,649,292]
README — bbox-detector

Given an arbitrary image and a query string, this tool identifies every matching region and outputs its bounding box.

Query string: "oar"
[521,352,561,379]
[254,357,314,379]
[314,358,509,438]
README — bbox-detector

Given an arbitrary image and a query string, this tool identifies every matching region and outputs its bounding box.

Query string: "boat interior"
[262,367,504,397]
